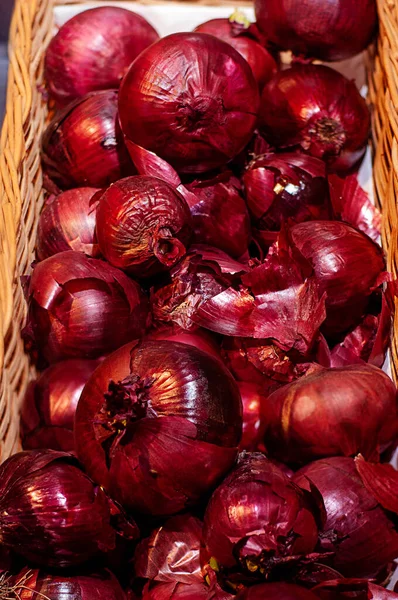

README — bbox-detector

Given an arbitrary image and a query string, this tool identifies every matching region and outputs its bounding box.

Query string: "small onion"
[119,33,260,173]
[23,251,150,363]
[96,176,192,277]
[236,583,320,600]
[203,453,320,579]
[194,14,277,91]
[21,358,99,452]
[185,172,251,258]
[254,0,377,62]
[75,340,242,515]
[262,364,397,464]
[45,7,159,106]
[42,90,134,190]
[259,65,370,174]
[293,457,398,578]
[36,187,100,260]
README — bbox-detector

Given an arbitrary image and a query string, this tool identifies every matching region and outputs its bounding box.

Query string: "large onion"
[259,65,370,174]
[75,340,242,515]
[118,33,259,173]
[44,7,159,106]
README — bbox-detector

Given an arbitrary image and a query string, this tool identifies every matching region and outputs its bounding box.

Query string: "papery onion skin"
[0,450,119,568]
[148,326,221,361]
[203,453,320,578]
[254,0,377,62]
[262,364,397,464]
[42,90,134,190]
[119,32,260,174]
[75,340,242,515]
[293,457,398,578]
[21,359,99,452]
[24,250,150,363]
[96,176,192,277]
[259,65,370,174]
[289,221,385,337]
[45,7,159,107]
[236,583,320,600]
[12,567,126,600]
[194,18,277,91]
[314,579,398,600]
[36,187,100,260]
[185,172,250,258]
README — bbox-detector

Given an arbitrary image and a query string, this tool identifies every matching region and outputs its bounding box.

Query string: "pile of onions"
[262,364,397,464]
[44,6,159,106]
[23,251,150,363]
[118,33,260,173]
[36,187,100,260]
[194,13,277,91]
[21,358,99,452]
[96,176,192,277]
[75,340,242,515]
[254,0,377,62]
[259,65,371,174]
[42,90,134,190]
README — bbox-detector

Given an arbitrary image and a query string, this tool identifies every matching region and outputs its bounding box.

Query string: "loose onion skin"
[24,251,150,363]
[96,176,192,277]
[44,7,159,107]
[42,90,134,190]
[293,457,398,578]
[194,18,277,91]
[259,65,370,174]
[21,359,99,452]
[36,187,100,260]
[236,583,320,600]
[254,0,377,62]
[75,340,242,516]
[263,364,397,464]
[119,33,260,173]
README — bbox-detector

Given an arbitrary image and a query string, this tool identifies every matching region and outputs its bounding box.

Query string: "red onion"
[262,364,397,464]
[0,450,138,567]
[75,340,242,515]
[23,251,150,363]
[293,457,398,578]
[96,176,192,277]
[118,33,260,174]
[185,172,250,258]
[236,583,320,600]
[314,579,398,600]
[45,7,159,106]
[141,581,210,599]
[238,382,266,451]
[10,567,126,600]
[21,358,99,452]
[194,13,277,91]
[259,65,370,174]
[203,453,320,580]
[254,0,377,62]
[243,153,331,247]
[148,326,221,361]
[36,187,100,260]
[288,221,385,337]
[42,90,134,190]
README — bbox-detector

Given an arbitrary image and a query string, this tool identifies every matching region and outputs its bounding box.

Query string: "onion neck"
[307,116,346,158]
[153,227,186,267]
[104,374,156,426]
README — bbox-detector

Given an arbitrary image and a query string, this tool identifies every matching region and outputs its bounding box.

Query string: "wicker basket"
[0,0,395,461]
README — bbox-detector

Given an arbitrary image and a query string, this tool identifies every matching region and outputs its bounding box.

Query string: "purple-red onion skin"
[314,579,398,600]
[259,65,370,174]
[37,187,100,260]
[186,172,250,258]
[44,7,159,107]
[24,251,150,363]
[236,583,320,600]
[255,0,377,62]
[119,33,260,173]
[75,340,242,516]
[141,581,211,599]
[203,453,319,576]
[293,457,398,578]
[148,326,221,361]
[13,567,126,600]
[238,382,266,451]
[42,90,134,190]
[21,359,99,452]
[263,364,397,464]
[0,450,117,568]
[194,19,277,90]
[96,176,192,276]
